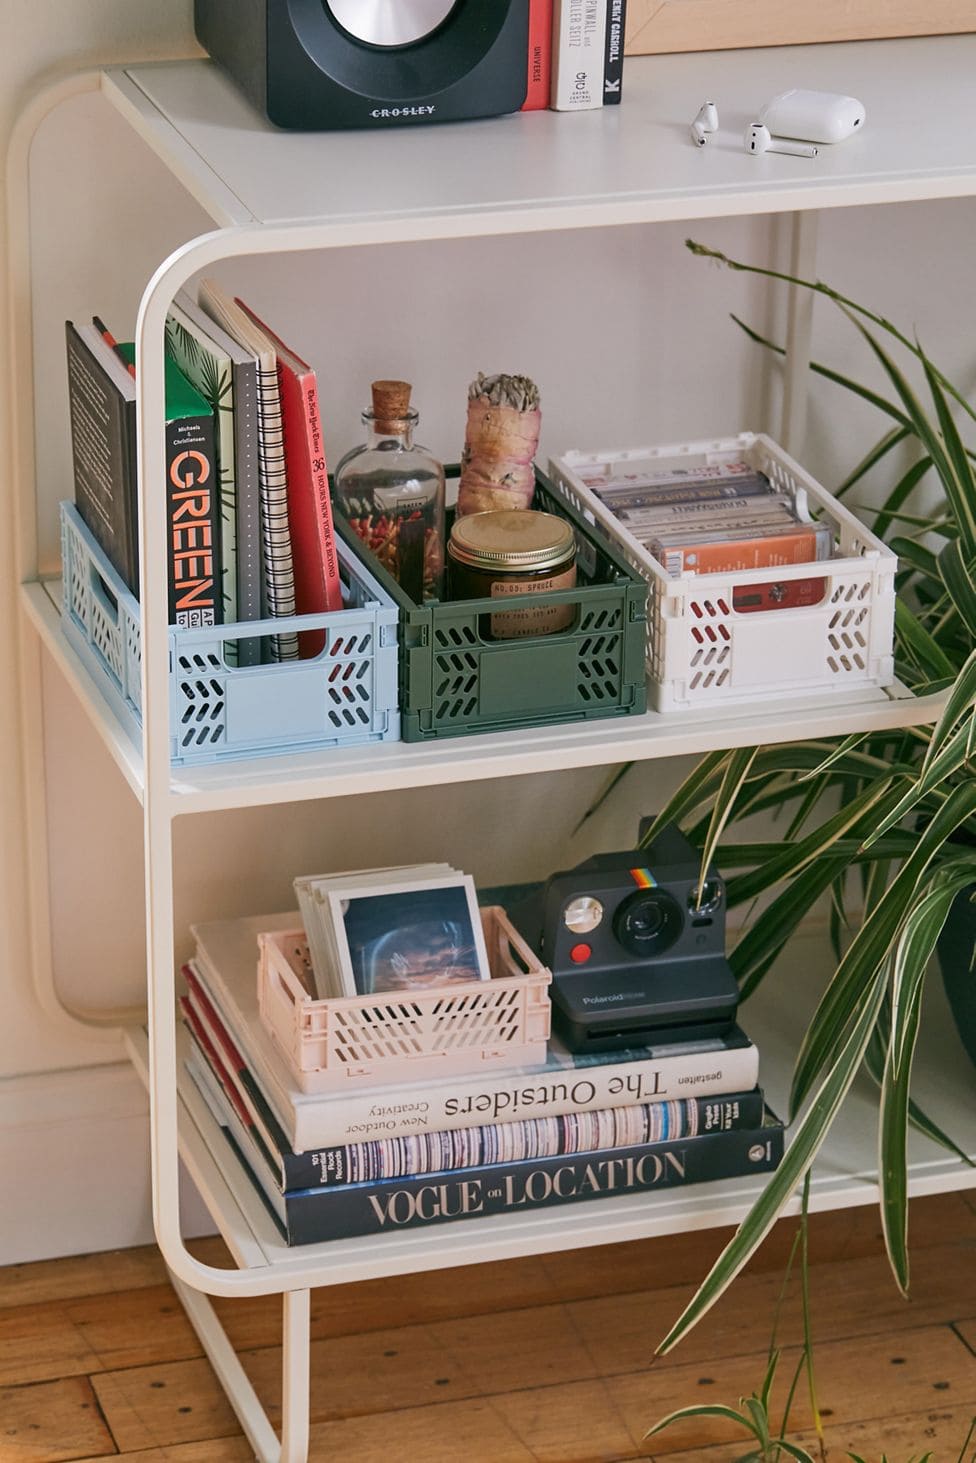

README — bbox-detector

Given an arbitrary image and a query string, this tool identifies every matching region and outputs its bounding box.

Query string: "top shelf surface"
[104,35,976,238]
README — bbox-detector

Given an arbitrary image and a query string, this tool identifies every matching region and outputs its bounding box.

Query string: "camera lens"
[612,889,683,959]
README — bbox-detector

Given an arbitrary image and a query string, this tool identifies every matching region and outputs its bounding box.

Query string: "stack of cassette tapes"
[574,457,833,578]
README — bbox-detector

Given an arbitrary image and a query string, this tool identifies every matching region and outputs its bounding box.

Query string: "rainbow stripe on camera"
[629,868,658,889]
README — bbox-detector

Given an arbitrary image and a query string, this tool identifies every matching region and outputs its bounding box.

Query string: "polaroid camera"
[513,825,740,1052]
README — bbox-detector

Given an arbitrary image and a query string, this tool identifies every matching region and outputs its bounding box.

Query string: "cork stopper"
[371,379,412,434]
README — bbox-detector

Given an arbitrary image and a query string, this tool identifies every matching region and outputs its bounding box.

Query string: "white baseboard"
[0,1062,216,1265]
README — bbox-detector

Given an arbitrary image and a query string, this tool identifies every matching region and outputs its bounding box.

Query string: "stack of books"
[65,283,343,668]
[180,909,783,1244]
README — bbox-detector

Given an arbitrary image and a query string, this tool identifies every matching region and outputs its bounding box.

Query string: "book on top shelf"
[65,321,138,594]
[186,910,761,1151]
[197,279,298,661]
[165,290,264,665]
[522,0,553,110]
[550,0,608,111]
[234,298,344,658]
[603,0,626,105]
[113,341,222,630]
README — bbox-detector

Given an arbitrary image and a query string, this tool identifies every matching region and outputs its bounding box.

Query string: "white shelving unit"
[10,35,976,1462]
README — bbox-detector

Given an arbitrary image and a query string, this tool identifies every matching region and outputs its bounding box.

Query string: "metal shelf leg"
[281,1289,312,1462]
[168,1269,311,1462]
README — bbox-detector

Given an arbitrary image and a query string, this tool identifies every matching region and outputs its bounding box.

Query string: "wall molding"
[0,1062,215,1265]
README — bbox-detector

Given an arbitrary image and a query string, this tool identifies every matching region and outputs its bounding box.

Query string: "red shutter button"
[570,943,592,963]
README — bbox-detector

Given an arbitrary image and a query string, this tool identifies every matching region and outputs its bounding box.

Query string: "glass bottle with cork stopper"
[333,380,445,602]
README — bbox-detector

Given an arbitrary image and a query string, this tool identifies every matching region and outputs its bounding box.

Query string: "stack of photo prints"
[180,864,785,1244]
[294,865,490,999]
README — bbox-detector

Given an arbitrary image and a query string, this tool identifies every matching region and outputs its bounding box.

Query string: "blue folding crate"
[59,501,400,765]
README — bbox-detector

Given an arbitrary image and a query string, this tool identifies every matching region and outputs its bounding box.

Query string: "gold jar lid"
[448,510,576,572]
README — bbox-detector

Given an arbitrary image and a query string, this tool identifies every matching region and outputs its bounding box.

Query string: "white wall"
[3,5,975,1260]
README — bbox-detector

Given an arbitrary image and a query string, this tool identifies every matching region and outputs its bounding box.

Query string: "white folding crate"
[549,433,897,713]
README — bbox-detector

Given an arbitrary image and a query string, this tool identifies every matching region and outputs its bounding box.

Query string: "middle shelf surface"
[23,576,944,814]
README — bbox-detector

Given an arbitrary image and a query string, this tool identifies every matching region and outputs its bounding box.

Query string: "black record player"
[195,0,531,130]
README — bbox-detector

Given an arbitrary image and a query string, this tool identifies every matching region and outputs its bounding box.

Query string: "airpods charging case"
[758,89,866,143]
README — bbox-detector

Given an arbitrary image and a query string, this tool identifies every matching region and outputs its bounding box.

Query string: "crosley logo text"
[370,105,436,119]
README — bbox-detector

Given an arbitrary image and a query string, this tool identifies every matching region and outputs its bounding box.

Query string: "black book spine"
[603,0,626,105]
[277,1120,784,1244]
[279,1089,768,1190]
[64,323,139,594]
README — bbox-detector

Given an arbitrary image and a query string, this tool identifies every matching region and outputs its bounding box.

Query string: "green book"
[117,342,222,630]
[167,298,261,662]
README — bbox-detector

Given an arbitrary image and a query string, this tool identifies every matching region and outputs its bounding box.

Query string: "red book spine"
[275,359,343,656]
[522,0,553,110]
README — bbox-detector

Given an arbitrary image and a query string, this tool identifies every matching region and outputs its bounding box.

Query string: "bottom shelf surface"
[124,925,976,1292]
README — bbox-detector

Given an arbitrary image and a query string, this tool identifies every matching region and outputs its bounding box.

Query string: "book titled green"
[116,342,222,629]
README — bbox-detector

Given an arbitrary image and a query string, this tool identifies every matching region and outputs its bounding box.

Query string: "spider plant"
[631,242,976,1355]
[648,1179,824,1463]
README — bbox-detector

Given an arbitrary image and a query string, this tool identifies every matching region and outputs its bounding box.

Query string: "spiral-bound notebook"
[198,279,299,662]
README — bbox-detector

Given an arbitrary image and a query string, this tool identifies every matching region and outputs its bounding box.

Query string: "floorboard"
[2,1194,975,1462]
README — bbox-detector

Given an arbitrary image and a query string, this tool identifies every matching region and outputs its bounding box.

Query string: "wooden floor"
[1,1192,975,1462]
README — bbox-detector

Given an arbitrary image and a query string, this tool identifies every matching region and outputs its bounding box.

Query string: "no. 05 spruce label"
[489,566,576,638]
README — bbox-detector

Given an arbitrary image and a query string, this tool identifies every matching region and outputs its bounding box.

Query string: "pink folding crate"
[257,906,551,1094]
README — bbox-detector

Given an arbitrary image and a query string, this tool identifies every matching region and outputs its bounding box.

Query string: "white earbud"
[694,101,719,132]
[745,122,818,158]
[690,119,708,147]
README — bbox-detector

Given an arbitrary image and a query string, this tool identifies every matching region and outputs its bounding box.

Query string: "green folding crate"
[333,466,648,741]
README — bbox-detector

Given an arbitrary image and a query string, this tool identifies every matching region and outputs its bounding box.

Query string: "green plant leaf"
[775,1443,819,1463]
[895,599,957,680]
[865,1014,974,1166]
[872,455,934,540]
[791,782,976,1113]
[890,538,944,581]
[690,240,976,428]
[726,780,903,907]
[954,1415,976,1462]
[728,313,915,433]
[834,425,913,499]
[866,717,975,846]
[842,310,976,561]
[744,1395,772,1449]
[697,749,760,905]
[645,1402,754,1438]
[639,749,733,847]
[918,345,976,556]
[655,962,888,1354]
[880,865,976,1292]
[731,854,852,999]
[920,644,976,778]
[939,541,976,640]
